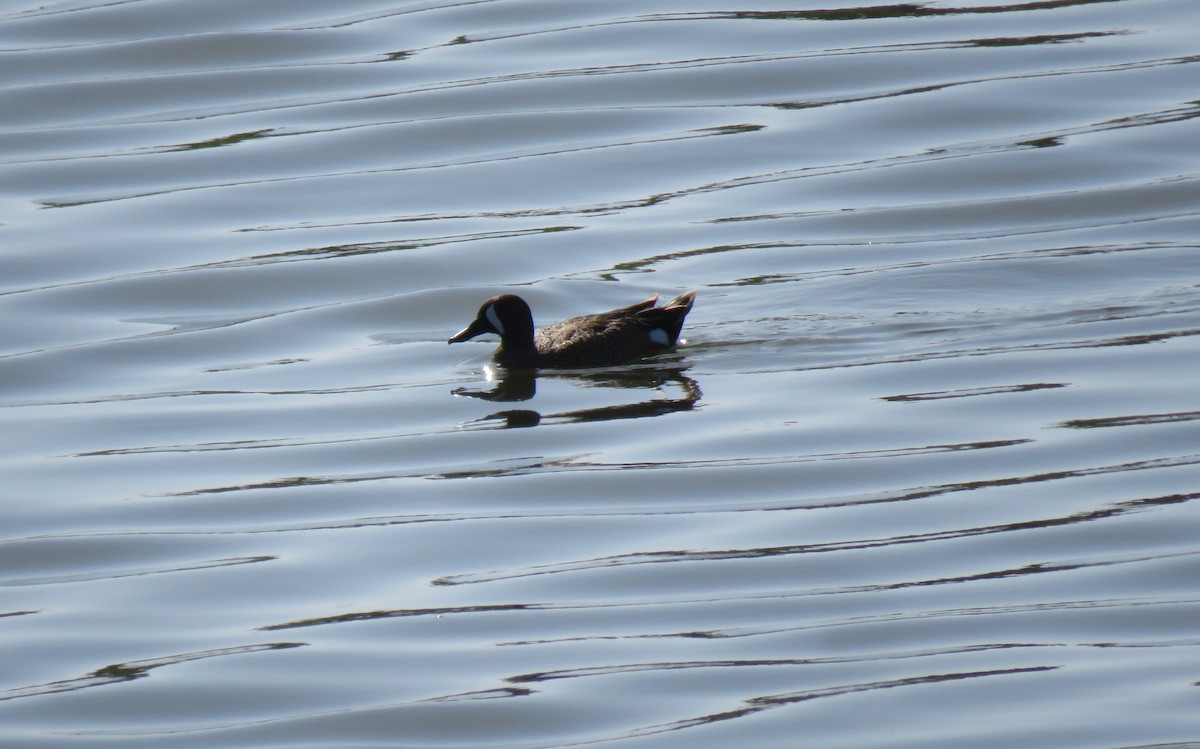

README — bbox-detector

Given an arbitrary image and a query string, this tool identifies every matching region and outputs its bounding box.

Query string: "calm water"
[3,1,1200,747]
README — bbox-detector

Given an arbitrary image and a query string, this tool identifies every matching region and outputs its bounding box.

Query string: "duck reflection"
[452,363,701,428]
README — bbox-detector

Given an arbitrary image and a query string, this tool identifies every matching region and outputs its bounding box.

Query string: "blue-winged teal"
[449,290,696,369]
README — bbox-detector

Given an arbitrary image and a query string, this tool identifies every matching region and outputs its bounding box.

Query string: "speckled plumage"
[449,291,696,369]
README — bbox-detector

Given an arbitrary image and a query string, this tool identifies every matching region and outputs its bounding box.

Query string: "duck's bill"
[448,318,491,343]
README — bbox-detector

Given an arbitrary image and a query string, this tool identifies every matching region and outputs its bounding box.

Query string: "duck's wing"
[532,292,696,366]
[547,291,695,345]
[591,294,660,319]
[619,294,662,315]
[537,295,658,345]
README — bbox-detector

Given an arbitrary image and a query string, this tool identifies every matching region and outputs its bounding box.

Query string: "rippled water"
[3,1,1200,747]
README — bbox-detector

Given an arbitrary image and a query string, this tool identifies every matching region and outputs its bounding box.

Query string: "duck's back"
[530,292,695,368]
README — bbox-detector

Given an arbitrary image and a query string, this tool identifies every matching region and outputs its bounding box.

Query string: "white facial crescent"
[485,304,505,335]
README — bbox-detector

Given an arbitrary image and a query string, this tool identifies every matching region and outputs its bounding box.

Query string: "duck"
[449,290,696,369]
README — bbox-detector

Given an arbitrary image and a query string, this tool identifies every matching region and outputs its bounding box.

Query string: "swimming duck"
[449,290,696,369]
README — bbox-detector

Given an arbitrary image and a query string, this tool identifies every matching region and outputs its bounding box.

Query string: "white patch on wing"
[485,304,505,335]
[648,327,669,345]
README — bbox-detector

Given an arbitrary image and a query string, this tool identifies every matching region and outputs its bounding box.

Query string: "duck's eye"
[484,304,505,335]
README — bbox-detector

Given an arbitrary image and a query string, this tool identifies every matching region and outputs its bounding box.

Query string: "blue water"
[3,1,1200,747]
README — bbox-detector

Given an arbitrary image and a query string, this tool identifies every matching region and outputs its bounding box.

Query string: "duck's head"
[448,294,534,344]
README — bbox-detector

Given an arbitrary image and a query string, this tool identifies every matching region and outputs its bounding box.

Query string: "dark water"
[3,1,1200,747]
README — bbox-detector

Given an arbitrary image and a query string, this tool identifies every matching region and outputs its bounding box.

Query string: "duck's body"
[449,291,696,369]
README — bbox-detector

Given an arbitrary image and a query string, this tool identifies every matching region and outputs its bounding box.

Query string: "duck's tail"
[658,290,696,344]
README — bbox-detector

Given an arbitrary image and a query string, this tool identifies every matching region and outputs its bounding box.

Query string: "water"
[3,1,1200,747]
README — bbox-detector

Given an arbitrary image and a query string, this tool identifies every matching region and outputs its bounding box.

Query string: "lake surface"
[3,1,1200,747]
